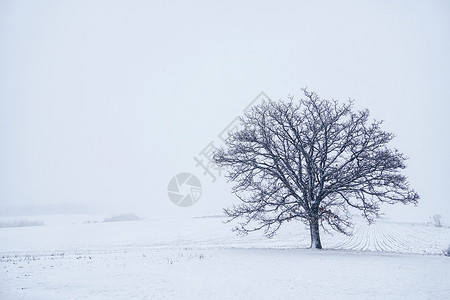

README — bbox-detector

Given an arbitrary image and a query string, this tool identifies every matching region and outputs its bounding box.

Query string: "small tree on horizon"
[432,214,442,227]
[214,89,419,249]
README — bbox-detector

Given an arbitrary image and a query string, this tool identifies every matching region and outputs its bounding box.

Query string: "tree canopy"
[214,89,419,249]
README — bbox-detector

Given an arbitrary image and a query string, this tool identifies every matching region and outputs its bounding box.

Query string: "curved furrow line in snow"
[399,224,437,247]
[376,224,409,252]
[357,225,371,251]
[371,224,384,252]
[376,225,399,252]
[325,226,358,250]
[390,226,424,253]
[336,226,364,250]
[370,224,384,252]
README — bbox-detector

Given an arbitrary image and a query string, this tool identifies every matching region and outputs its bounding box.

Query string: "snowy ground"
[1,215,449,299]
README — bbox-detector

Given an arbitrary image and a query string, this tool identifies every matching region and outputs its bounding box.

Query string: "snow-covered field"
[1,215,449,299]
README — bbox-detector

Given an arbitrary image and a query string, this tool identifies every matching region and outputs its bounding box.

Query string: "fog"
[1,0,449,222]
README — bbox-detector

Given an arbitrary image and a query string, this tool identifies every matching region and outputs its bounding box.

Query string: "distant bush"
[103,213,140,223]
[0,219,44,228]
[83,220,98,224]
[444,244,450,257]
[432,214,442,227]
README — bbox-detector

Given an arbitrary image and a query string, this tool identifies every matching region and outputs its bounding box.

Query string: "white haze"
[1,0,449,222]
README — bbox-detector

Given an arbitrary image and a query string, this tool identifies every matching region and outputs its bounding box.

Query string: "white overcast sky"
[1,0,449,221]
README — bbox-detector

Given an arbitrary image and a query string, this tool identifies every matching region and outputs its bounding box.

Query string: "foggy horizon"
[1,0,449,223]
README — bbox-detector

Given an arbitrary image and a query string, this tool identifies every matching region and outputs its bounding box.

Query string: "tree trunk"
[309,217,322,249]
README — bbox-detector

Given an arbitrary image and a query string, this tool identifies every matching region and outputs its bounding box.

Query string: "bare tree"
[432,214,442,227]
[214,89,419,249]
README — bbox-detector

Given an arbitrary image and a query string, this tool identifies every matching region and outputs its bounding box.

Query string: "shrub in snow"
[432,214,442,227]
[103,213,140,222]
[444,244,450,257]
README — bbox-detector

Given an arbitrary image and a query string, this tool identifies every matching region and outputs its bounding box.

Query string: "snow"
[1,215,449,299]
